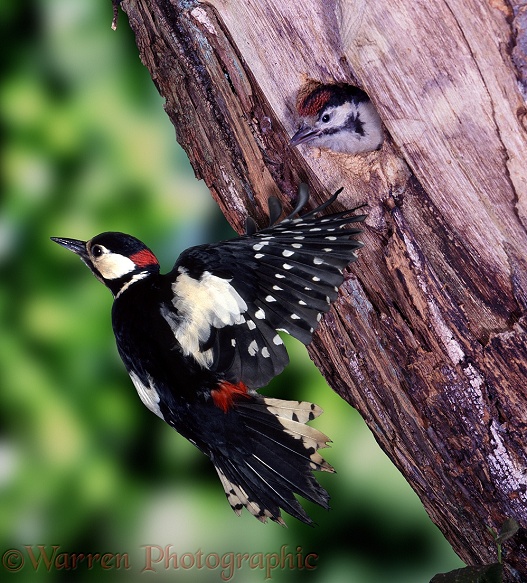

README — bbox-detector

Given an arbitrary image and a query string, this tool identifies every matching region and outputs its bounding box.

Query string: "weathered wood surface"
[120,0,527,578]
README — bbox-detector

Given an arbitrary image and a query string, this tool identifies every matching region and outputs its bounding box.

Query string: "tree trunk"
[119,0,527,578]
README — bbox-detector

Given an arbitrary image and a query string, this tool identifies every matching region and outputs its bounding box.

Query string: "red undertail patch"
[211,381,250,412]
[130,249,159,268]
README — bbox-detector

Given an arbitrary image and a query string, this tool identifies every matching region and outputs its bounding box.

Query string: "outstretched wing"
[162,186,366,389]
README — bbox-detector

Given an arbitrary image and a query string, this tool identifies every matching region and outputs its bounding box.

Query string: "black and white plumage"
[290,83,383,154]
[51,185,366,525]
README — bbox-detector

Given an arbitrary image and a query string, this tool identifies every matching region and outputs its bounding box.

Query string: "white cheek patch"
[128,371,163,419]
[318,102,356,130]
[94,253,136,280]
[167,269,248,368]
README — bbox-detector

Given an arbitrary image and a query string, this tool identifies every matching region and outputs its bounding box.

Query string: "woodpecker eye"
[321,113,331,123]
[91,245,104,257]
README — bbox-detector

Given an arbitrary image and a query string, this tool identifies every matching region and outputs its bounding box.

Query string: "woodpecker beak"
[51,237,89,261]
[290,123,319,147]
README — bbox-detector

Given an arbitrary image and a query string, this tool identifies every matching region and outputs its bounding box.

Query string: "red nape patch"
[297,87,332,117]
[130,249,159,267]
[211,381,250,412]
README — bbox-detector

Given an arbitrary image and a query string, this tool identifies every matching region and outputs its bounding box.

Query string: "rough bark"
[119,0,527,578]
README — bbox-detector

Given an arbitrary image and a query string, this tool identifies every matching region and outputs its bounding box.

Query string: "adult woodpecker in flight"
[290,83,383,154]
[52,185,366,525]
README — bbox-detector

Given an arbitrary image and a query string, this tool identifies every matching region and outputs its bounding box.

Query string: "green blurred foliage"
[0,1,464,581]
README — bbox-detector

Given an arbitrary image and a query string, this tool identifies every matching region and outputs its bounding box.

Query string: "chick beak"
[290,123,320,147]
[51,237,89,261]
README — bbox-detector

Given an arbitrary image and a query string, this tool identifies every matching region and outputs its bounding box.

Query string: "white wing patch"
[128,371,163,419]
[166,268,248,368]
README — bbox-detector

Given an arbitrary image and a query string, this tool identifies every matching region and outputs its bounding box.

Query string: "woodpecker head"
[51,232,160,297]
[290,83,383,154]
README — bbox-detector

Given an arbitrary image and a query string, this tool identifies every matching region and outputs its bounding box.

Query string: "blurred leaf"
[430,563,502,583]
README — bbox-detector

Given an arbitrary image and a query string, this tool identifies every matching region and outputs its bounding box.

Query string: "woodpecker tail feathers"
[211,395,334,525]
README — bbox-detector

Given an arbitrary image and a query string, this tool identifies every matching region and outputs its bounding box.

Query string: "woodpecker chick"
[290,83,383,154]
[52,186,366,525]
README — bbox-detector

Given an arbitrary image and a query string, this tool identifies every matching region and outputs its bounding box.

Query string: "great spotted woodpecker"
[52,185,366,525]
[290,83,383,154]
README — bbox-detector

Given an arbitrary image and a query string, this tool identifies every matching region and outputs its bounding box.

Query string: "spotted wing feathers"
[168,187,366,388]
[212,396,333,525]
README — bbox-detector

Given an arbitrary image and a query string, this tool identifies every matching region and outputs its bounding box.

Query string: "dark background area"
[0,1,463,580]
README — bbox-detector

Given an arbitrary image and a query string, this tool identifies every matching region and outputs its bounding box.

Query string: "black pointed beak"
[51,237,88,260]
[290,124,320,147]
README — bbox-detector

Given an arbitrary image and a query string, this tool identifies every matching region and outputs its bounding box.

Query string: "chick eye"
[321,113,331,123]
[92,245,104,257]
